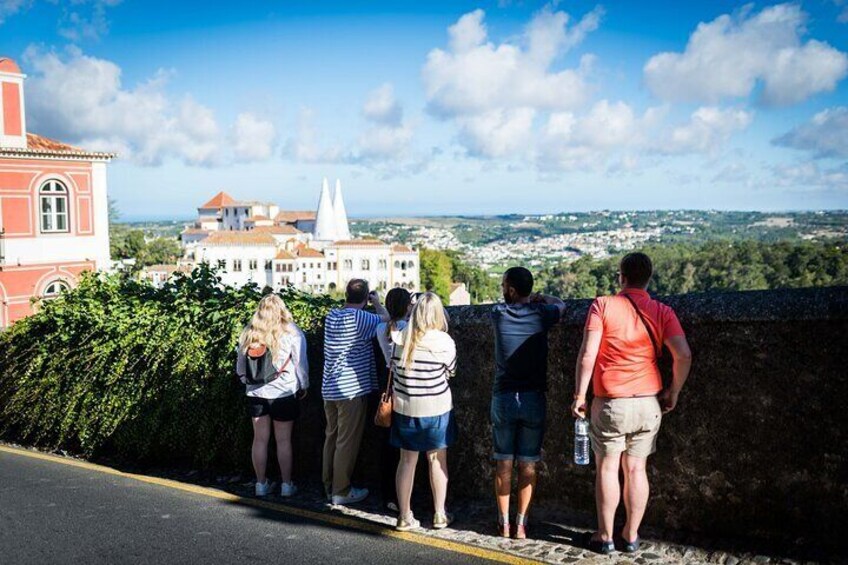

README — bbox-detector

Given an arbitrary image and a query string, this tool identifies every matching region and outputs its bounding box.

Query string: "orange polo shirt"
[585,288,685,398]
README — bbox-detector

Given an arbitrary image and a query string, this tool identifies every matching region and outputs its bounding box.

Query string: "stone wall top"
[446,285,848,326]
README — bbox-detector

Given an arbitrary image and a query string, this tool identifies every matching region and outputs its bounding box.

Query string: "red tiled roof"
[333,239,386,247]
[296,247,325,258]
[181,228,210,235]
[245,215,271,222]
[275,250,296,260]
[0,57,22,74]
[253,225,302,235]
[275,210,316,223]
[0,133,115,159]
[203,231,277,246]
[392,244,415,253]
[201,191,236,209]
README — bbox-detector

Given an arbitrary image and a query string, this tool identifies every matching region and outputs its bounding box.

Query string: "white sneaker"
[254,480,272,497]
[280,482,297,497]
[331,487,369,506]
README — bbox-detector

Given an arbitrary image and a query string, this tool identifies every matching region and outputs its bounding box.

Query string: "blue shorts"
[491,391,546,463]
[391,410,456,452]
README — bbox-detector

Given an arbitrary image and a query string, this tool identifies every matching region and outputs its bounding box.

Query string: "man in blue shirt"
[491,267,565,539]
[322,279,388,505]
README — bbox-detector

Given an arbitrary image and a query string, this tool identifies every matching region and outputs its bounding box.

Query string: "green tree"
[419,248,453,301]
[138,237,182,267]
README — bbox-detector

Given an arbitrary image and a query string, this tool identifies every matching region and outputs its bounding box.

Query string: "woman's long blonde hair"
[399,292,448,368]
[238,294,295,362]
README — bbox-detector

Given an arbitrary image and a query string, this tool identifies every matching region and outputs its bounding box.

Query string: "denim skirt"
[390,410,456,451]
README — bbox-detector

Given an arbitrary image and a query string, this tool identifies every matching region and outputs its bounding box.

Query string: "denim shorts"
[491,391,546,463]
[390,410,456,452]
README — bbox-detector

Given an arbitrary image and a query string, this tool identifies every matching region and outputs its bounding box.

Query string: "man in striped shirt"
[322,279,389,506]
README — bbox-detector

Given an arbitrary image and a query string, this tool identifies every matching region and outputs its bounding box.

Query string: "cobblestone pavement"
[221,479,812,565]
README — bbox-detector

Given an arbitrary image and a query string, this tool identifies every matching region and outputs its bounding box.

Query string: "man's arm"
[571,328,602,418]
[368,291,390,321]
[531,292,566,318]
[659,335,692,413]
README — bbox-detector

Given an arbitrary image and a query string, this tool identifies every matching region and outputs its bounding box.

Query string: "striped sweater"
[390,329,457,418]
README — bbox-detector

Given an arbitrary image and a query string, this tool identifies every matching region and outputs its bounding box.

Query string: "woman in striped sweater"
[389,292,457,531]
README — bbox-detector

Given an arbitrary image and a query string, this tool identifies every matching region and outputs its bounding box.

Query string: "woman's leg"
[252,416,272,484]
[396,449,419,517]
[427,449,449,515]
[273,420,295,484]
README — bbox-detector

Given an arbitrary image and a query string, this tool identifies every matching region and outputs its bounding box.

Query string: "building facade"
[179,179,419,294]
[0,57,114,329]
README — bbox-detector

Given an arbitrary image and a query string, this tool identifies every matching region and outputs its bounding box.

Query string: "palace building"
[179,178,420,294]
[0,57,114,329]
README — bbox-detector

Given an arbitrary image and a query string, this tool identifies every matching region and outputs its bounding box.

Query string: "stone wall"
[292,286,848,547]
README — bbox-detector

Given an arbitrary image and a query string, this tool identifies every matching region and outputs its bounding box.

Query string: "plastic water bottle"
[574,418,590,465]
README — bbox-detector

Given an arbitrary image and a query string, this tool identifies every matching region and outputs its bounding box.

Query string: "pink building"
[0,57,114,328]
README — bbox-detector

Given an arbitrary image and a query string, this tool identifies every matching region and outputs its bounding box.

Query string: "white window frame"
[43,279,70,298]
[39,180,70,233]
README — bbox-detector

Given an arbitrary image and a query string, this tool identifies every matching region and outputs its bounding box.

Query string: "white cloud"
[644,3,848,106]
[658,107,753,155]
[22,46,281,166]
[362,83,403,126]
[771,161,848,191]
[58,0,122,42]
[0,0,29,24]
[456,108,536,159]
[283,107,345,163]
[773,106,848,159]
[422,6,601,134]
[231,113,276,162]
[537,100,669,171]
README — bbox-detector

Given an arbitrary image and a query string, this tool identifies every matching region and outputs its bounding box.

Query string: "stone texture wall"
[293,286,848,547]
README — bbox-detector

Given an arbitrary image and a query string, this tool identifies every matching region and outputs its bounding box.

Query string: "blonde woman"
[236,294,309,497]
[390,292,457,531]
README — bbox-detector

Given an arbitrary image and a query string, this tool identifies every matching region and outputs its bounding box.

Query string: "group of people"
[235,252,692,554]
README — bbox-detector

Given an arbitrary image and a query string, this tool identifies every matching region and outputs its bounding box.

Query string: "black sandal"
[623,537,641,553]
[588,535,615,554]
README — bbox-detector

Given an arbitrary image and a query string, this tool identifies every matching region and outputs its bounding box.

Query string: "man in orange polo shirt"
[571,252,692,554]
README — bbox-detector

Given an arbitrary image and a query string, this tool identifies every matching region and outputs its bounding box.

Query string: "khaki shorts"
[589,396,662,458]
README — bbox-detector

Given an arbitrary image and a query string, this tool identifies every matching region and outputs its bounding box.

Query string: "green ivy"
[0,263,338,469]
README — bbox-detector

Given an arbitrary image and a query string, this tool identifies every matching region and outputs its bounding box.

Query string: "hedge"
[0,264,337,469]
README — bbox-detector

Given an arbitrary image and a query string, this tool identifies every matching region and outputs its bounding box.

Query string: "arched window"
[39,180,69,233]
[361,259,370,270]
[394,260,400,268]
[407,260,415,268]
[43,279,70,298]
[401,261,407,270]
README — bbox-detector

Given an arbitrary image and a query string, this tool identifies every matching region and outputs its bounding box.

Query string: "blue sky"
[2,0,847,219]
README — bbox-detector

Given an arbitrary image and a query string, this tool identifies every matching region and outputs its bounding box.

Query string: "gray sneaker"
[433,511,454,530]
[331,487,369,506]
[396,513,421,532]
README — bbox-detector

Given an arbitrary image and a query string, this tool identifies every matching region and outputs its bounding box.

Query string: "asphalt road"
[0,451,494,565]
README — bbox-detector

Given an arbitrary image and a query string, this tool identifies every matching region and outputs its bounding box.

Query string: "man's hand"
[368,290,381,304]
[296,389,308,400]
[658,388,679,413]
[571,396,588,419]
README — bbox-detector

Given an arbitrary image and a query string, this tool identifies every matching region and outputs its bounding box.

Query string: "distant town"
[123,209,848,275]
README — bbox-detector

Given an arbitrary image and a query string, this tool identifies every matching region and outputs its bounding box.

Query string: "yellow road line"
[0,444,541,565]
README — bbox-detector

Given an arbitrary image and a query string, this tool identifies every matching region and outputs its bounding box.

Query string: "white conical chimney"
[313,177,337,242]
[333,179,351,241]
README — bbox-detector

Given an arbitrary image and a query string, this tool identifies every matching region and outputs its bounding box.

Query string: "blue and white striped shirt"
[322,308,381,400]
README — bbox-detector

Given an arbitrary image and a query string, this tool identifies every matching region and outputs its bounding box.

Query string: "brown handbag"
[374,346,395,428]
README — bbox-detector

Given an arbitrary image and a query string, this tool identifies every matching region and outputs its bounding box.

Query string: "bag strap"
[622,293,661,359]
[272,351,294,379]
[383,344,395,397]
